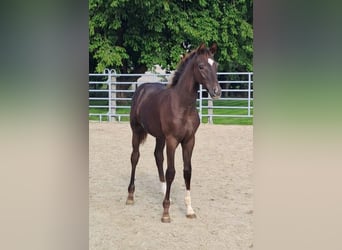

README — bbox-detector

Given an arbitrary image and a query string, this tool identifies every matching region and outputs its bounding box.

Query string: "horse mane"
[169,46,211,87]
[169,50,197,87]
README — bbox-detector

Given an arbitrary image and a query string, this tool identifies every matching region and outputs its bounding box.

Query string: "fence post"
[208,99,213,124]
[108,69,117,121]
[105,69,112,121]
[199,84,203,123]
[247,73,251,117]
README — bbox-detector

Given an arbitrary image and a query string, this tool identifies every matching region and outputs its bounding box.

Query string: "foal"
[126,43,221,222]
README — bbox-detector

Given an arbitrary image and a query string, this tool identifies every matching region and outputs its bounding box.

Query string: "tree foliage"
[89,0,253,73]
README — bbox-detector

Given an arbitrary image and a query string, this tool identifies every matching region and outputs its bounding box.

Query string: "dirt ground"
[89,122,253,249]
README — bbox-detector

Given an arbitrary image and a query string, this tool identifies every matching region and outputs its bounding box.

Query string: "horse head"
[193,43,221,99]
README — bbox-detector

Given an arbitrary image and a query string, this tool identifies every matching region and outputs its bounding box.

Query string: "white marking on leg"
[184,190,195,216]
[160,182,166,195]
[208,58,214,66]
[161,182,172,202]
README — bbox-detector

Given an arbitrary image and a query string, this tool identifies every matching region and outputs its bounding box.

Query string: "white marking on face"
[208,58,214,66]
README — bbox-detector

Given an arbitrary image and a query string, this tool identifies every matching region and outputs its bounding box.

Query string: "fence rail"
[89,70,253,124]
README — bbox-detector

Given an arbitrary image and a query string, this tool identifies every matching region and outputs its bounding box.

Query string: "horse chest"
[171,110,199,138]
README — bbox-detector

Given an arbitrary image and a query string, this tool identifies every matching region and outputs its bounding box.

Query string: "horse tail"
[130,84,150,145]
[130,118,148,145]
[138,130,148,145]
[132,124,148,145]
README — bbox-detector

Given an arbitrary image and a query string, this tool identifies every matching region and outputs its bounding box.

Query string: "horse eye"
[198,64,204,69]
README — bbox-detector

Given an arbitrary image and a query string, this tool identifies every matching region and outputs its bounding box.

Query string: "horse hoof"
[186,213,197,219]
[126,198,134,205]
[161,216,171,223]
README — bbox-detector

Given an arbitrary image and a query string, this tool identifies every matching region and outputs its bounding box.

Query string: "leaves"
[89,0,253,73]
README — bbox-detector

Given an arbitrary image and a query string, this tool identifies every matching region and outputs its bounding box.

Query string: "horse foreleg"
[184,190,196,218]
[182,137,196,218]
[161,137,178,223]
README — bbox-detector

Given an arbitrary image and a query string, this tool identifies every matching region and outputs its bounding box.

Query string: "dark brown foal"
[126,43,221,222]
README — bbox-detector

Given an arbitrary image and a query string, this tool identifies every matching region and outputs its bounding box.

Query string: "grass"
[89,99,253,125]
[199,99,253,125]
[89,100,110,121]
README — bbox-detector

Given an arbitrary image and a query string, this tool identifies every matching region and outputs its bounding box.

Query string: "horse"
[126,43,221,223]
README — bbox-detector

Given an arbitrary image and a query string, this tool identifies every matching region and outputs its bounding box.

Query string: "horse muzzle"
[209,85,221,100]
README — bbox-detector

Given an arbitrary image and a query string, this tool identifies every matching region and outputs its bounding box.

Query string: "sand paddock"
[90,122,253,249]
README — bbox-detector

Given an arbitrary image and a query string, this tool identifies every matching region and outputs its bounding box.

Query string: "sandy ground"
[90,122,253,249]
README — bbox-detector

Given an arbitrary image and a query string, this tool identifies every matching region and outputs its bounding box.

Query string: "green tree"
[89,0,253,73]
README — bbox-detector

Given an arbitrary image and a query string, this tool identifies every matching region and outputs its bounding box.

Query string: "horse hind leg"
[154,137,166,195]
[126,127,147,205]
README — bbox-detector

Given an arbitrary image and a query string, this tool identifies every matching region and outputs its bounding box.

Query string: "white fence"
[89,70,253,124]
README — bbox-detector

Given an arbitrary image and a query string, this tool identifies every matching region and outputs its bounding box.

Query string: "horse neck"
[173,62,198,105]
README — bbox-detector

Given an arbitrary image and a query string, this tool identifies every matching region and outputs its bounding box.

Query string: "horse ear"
[210,42,218,55]
[197,43,206,52]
